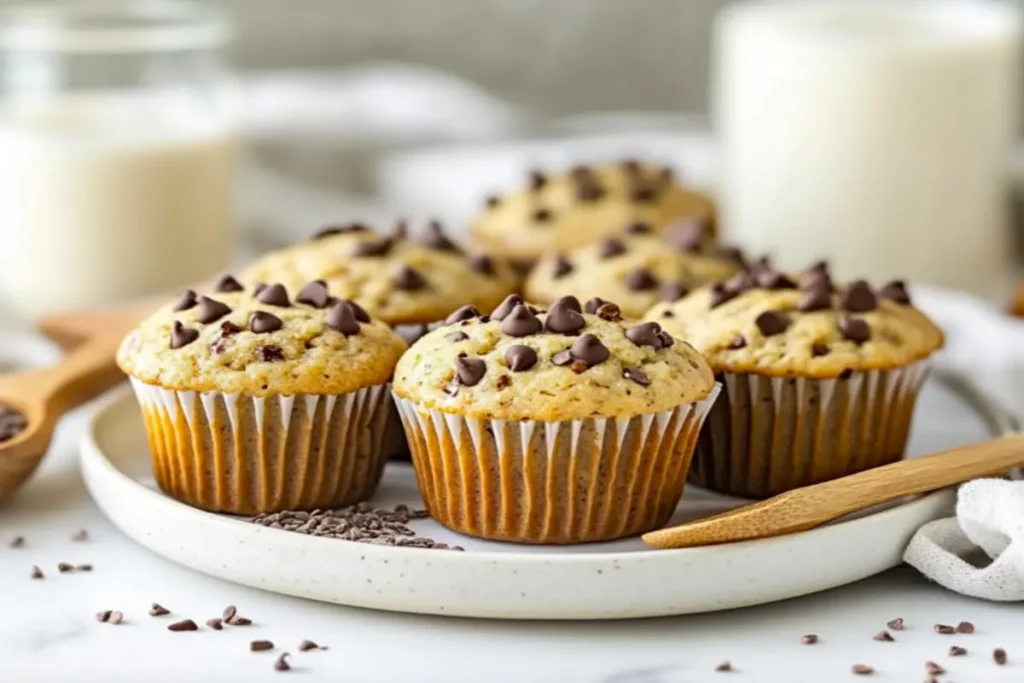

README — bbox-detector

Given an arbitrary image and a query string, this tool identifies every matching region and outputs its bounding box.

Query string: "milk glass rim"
[0,0,232,53]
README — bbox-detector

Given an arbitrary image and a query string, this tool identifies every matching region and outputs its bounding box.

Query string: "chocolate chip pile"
[250,503,464,550]
[0,404,27,443]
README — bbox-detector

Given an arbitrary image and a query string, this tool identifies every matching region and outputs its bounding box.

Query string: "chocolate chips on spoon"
[505,345,538,372]
[170,321,199,349]
[196,296,232,324]
[326,302,361,336]
[500,304,542,337]
[454,355,486,386]
[297,280,331,309]
[256,284,290,307]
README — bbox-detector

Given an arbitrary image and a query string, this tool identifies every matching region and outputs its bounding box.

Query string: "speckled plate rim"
[79,378,1004,620]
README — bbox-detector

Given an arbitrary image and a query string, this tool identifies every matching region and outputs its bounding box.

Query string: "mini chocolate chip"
[260,345,285,362]
[149,603,170,617]
[802,635,818,645]
[214,275,244,293]
[715,662,732,673]
[554,295,582,312]
[757,271,797,290]
[532,208,552,222]
[570,333,610,367]
[725,270,757,293]
[709,283,737,308]
[297,280,331,308]
[553,256,573,279]
[419,220,459,252]
[728,335,746,349]
[167,619,198,632]
[925,661,944,675]
[492,294,525,320]
[484,195,501,209]
[326,302,361,336]
[873,631,894,642]
[222,606,237,621]
[467,254,494,276]
[657,330,674,348]
[298,640,322,652]
[570,164,593,178]
[665,219,705,252]
[575,172,605,202]
[228,615,252,627]
[390,219,409,240]
[256,283,290,307]
[843,280,878,312]
[170,321,199,349]
[30,565,43,579]
[840,316,870,344]
[888,619,905,631]
[626,322,667,349]
[173,289,198,311]
[623,367,649,386]
[528,170,547,191]
[621,159,641,174]
[57,562,73,573]
[253,283,267,296]
[551,349,573,366]
[505,345,538,371]
[312,223,368,240]
[798,286,832,312]
[445,331,469,342]
[392,265,426,291]
[455,355,486,386]
[251,640,275,652]
[196,296,232,324]
[956,621,975,634]
[629,184,657,203]
[596,302,623,321]
[446,305,481,325]
[624,267,658,291]
[545,303,586,334]
[622,221,649,236]
[949,646,967,656]
[659,282,690,302]
[851,664,873,676]
[754,310,790,336]
[598,237,627,259]
[811,342,830,357]
[584,297,608,314]
[347,300,371,322]
[800,270,833,292]
[500,304,543,337]
[351,238,394,258]
[250,311,283,334]
[994,648,1007,665]
[878,280,911,305]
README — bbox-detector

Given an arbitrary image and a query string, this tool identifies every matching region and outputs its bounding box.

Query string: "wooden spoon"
[643,434,1024,549]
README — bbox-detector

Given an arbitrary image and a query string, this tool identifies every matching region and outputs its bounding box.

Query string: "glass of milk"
[714,0,1022,300]
[0,0,238,320]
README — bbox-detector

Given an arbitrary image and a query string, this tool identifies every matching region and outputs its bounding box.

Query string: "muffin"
[471,160,717,269]
[524,220,743,318]
[392,294,720,544]
[241,221,520,343]
[645,263,944,499]
[117,276,407,514]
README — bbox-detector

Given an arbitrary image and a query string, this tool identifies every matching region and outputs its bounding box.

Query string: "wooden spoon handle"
[643,434,1024,549]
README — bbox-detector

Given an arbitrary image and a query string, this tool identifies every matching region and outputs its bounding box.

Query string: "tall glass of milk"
[0,0,237,320]
[714,0,1022,300]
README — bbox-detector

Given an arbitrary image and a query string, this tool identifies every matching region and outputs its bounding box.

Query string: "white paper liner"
[129,378,392,514]
[392,386,720,544]
[689,361,931,499]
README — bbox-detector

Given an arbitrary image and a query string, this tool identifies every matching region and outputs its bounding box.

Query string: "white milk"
[0,93,236,319]
[715,0,1022,299]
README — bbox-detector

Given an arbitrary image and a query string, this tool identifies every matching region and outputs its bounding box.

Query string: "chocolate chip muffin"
[471,160,717,269]
[392,294,720,544]
[645,263,944,499]
[524,220,743,318]
[117,275,407,514]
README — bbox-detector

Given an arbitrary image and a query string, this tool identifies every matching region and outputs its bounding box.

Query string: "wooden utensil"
[643,434,1024,549]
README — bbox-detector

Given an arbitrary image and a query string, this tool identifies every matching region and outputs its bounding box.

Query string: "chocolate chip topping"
[626,321,670,349]
[260,345,285,362]
[754,310,790,336]
[708,283,737,308]
[467,254,494,276]
[455,355,486,386]
[348,301,371,322]
[625,267,658,291]
[445,331,468,342]
[840,316,871,344]
[665,219,705,252]
[500,304,542,337]
[626,221,651,235]
[570,333,611,367]
[249,311,283,334]
[574,171,605,202]
[757,271,797,290]
[351,237,393,258]
[554,295,582,312]
[214,274,244,293]
[545,302,586,334]
[484,195,501,209]
[842,280,878,313]
[196,296,232,324]
[326,301,361,336]
[623,367,649,386]
[256,283,290,307]
[392,264,426,291]
[812,342,829,357]
[173,290,198,312]
[598,237,627,259]
[445,305,481,325]
[297,280,331,309]
[798,286,832,312]
[584,297,608,314]
[532,208,553,222]
[659,282,690,302]
[725,270,757,294]
[419,220,458,252]
[491,294,525,321]
[312,223,368,240]
[553,256,573,279]
[505,345,538,372]
[728,335,746,350]
[170,321,199,349]
[878,279,911,305]
[528,170,547,191]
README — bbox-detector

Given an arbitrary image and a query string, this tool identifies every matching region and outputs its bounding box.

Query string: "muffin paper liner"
[688,361,930,499]
[129,379,392,515]
[392,386,720,544]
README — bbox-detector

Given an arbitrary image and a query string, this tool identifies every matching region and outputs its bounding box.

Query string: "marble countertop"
[3,406,1023,683]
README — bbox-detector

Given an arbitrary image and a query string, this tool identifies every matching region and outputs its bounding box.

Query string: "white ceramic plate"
[81,377,1001,620]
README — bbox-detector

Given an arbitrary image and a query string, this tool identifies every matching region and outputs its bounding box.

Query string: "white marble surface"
[3,402,1023,683]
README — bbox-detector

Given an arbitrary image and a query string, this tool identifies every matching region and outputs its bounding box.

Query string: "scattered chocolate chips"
[626,221,651,235]
[297,280,331,309]
[274,653,291,672]
[505,345,538,372]
[570,333,610,368]
[528,170,547,191]
[168,619,199,632]
[467,254,495,276]
[500,304,542,337]
[887,618,905,631]
[96,610,123,624]
[312,223,368,240]
[798,286,832,312]
[757,270,797,290]
[76,564,92,572]
[250,311,283,334]
[708,283,737,309]
[446,305,481,325]
[0,406,27,443]
[626,322,670,350]
[623,367,649,386]
[206,618,223,630]
[492,294,525,321]
[10,536,25,548]
[392,264,427,291]
[754,310,790,337]
[251,504,460,550]
[802,634,819,645]
[659,282,690,302]
[30,565,43,579]
[256,283,290,307]
[994,648,1007,665]
[149,603,170,617]
[956,621,975,634]
[298,640,324,652]
[811,342,830,357]
[949,646,967,656]
[625,267,658,291]
[196,296,232,324]
[840,316,871,344]
[326,301,361,336]
[843,280,878,313]
[879,280,911,305]
[715,661,732,673]
[873,631,894,642]
[445,332,469,342]
[455,355,487,386]
[851,664,874,676]
[57,562,73,573]
[173,289,198,311]
[351,237,394,258]
[728,335,747,350]
[665,219,705,252]
[170,321,199,349]
[72,529,88,542]
[214,274,244,293]
[251,640,275,652]
[924,661,945,675]
[545,303,585,334]
[934,624,956,635]
[598,237,627,259]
